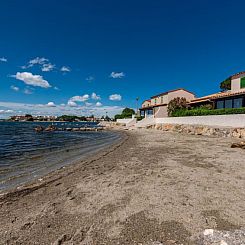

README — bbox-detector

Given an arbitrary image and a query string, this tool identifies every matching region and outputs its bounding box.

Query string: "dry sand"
[0,129,245,244]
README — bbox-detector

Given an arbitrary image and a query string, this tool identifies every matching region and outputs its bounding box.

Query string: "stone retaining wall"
[146,123,245,139]
[155,114,245,128]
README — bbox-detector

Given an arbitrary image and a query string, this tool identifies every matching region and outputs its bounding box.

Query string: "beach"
[0,128,245,244]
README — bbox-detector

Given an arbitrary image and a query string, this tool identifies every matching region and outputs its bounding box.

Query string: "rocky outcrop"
[44,125,57,132]
[34,125,104,132]
[146,123,245,139]
[231,141,245,149]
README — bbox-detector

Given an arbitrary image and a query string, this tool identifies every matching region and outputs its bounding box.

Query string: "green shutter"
[241,77,245,88]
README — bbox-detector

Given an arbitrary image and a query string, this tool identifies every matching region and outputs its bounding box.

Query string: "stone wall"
[146,123,245,139]
[155,114,245,128]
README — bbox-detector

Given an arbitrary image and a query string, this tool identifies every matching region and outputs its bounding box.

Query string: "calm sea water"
[0,122,121,191]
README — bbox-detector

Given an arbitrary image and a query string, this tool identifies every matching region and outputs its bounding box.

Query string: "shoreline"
[0,129,127,198]
[0,129,245,244]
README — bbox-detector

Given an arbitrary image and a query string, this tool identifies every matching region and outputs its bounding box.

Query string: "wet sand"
[0,129,245,244]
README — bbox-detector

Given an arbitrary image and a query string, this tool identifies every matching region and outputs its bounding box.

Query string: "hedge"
[171,107,245,117]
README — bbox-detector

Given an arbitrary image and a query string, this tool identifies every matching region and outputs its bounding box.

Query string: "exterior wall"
[116,118,132,124]
[154,105,168,118]
[155,114,245,128]
[116,117,137,127]
[142,100,151,108]
[150,94,168,106]
[231,78,241,91]
[167,89,195,102]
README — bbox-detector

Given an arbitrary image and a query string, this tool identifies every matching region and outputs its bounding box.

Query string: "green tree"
[105,115,110,121]
[57,115,87,122]
[114,108,135,120]
[167,97,189,116]
[114,114,123,120]
[122,108,135,115]
[220,77,231,91]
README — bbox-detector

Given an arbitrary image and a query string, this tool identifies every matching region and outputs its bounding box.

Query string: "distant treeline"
[56,115,90,122]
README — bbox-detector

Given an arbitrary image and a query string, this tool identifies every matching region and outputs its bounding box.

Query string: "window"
[216,100,224,109]
[233,97,243,108]
[154,98,157,105]
[241,77,245,89]
[147,109,153,115]
[225,99,233,108]
[161,96,163,104]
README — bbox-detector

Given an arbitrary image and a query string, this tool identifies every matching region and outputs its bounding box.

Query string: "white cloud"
[47,102,56,107]
[0,101,124,118]
[85,102,93,106]
[69,94,89,102]
[10,85,19,92]
[86,76,94,82]
[54,86,60,90]
[0,57,7,62]
[42,63,55,72]
[23,88,33,94]
[96,102,102,107]
[60,66,71,72]
[12,72,51,88]
[0,109,13,114]
[67,101,77,107]
[110,72,125,79]
[109,94,122,101]
[91,92,101,100]
[22,57,48,69]
[5,110,14,113]
[21,57,55,72]
[29,57,48,66]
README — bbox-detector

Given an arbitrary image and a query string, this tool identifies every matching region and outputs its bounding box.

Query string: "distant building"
[10,115,57,122]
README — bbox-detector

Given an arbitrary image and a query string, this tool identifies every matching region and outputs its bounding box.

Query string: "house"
[140,88,195,118]
[139,71,245,119]
[189,71,245,109]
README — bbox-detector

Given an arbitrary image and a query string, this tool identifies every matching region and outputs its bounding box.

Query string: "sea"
[0,121,121,192]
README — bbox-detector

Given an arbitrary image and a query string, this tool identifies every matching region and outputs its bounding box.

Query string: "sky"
[1,0,245,118]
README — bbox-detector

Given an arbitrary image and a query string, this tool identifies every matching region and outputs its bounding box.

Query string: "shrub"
[168,97,189,116]
[171,107,245,117]
[135,115,144,121]
[198,104,213,110]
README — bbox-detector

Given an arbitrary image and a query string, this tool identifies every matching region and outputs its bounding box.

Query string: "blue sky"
[1,0,245,117]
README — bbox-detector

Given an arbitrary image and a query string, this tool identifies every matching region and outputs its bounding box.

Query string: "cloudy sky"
[1,0,245,118]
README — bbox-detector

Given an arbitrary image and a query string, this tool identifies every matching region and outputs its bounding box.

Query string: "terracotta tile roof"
[189,89,245,104]
[140,103,168,110]
[140,105,153,110]
[151,88,195,99]
[231,71,245,79]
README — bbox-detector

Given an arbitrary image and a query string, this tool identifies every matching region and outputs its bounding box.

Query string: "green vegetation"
[56,115,87,122]
[197,104,213,110]
[135,115,144,121]
[167,97,189,116]
[220,77,231,91]
[171,107,245,117]
[114,108,135,120]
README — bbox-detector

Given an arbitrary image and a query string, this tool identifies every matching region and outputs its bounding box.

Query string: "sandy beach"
[0,129,245,244]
